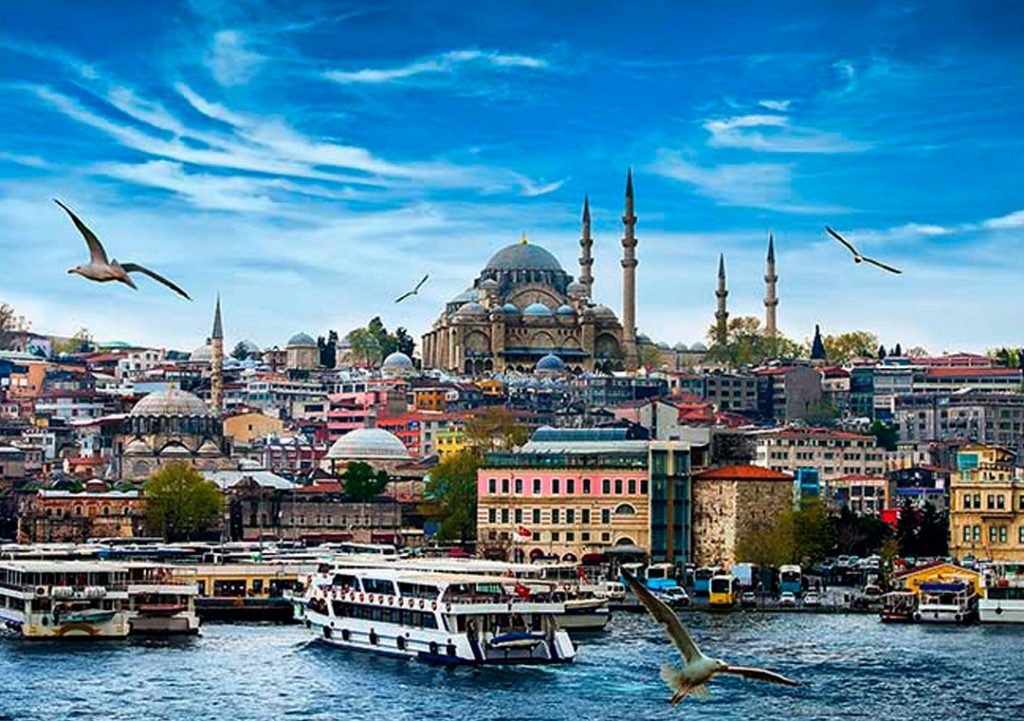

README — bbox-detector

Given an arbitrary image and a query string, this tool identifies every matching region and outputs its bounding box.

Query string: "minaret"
[210,294,224,415]
[764,232,779,338]
[579,196,594,298]
[621,169,639,372]
[810,324,827,363]
[715,254,729,345]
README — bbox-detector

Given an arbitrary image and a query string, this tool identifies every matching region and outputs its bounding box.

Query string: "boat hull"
[129,614,201,635]
[979,600,1024,624]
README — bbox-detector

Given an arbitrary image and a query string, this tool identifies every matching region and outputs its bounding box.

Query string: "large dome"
[287,332,316,348]
[190,344,213,362]
[485,243,564,272]
[381,351,414,375]
[130,388,212,418]
[327,427,412,461]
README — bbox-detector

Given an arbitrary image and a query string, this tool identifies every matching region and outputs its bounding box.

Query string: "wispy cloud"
[982,209,1024,229]
[0,152,49,169]
[758,99,792,112]
[205,29,264,86]
[323,49,548,85]
[703,112,870,153]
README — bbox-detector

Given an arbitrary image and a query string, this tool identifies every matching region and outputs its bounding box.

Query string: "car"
[803,591,822,607]
[657,586,690,608]
[779,591,797,607]
[740,591,757,608]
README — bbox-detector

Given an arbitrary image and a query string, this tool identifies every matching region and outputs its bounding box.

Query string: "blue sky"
[1,0,1022,354]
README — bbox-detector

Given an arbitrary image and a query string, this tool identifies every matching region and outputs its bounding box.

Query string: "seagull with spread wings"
[622,570,799,705]
[826,226,903,274]
[55,199,191,300]
[394,273,429,304]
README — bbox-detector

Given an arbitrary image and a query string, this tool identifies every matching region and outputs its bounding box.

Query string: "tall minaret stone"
[621,169,639,372]
[715,253,729,346]
[579,196,594,299]
[765,232,779,338]
[210,294,224,415]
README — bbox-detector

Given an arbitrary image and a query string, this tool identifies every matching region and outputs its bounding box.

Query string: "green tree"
[368,316,398,358]
[869,420,899,452]
[896,497,919,556]
[345,327,382,366]
[395,327,415,358]
[421,450,479,543]
[0,303,24,350]
[706,316,803,368]
[821,331,878,364]
[464,407,529,454]
[804,401,840,427]
[904,346,929,359]
[736,514,796,568]
[342,461,390,501]
[791,500,835,566]
[231,341,251,360]
[640,345,663,371]
[143,462,221,541]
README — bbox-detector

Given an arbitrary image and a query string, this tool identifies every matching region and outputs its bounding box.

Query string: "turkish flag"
[514,582,531,599]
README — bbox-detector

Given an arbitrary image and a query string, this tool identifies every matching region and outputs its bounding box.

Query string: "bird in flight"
[623,570,799,705]
[394,274,429,304]
[55,199,191,300]
[825,226,902,274]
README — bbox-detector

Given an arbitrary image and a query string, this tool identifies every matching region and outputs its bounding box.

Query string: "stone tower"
[210,294,224,415]
[579,196,594,299]
[621,169,639,372]
[715,253,729,346]
[764,232,779,338]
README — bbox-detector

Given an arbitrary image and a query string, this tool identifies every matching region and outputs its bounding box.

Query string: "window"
[1019,526,1024,544]
[973,525,981,541]
[488,479,496,494]
[566,532,575,542]
[963,493,972,509]
[628,479,637,494]
[614,479,623,494]
[601,532,611,542]
[974,493,981,508]
[552,478,560,495]
[514,509,522,523]
[601,509,610,524]
[566,478,575,494]
[1000,526,1008,543]
[640,480,648,495]
[501,478,510,494]
[501,509,509,524]
[551,509,560,524]
[582,478,591,494]
[533,479,542,494]
[582,509,590,524]
[551,532,560,541]
[989,526,997,543]
[566,509,575,524]
[614,503,637,516]
[998,495,1006,510]
[987,494,995,509]
[602,479,610,494]
[962,526,970,542]
[582,532,590,542]
[532,509,541,524]
[515,478,523,494]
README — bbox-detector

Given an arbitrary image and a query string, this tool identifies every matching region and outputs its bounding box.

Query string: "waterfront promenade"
[1,613,1020,720]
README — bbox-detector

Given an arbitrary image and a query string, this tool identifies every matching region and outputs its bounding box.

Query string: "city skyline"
[1,1,1022,352]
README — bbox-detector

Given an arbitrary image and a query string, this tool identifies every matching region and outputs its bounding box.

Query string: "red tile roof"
[922,367,1021,378]
[695,464,793,481]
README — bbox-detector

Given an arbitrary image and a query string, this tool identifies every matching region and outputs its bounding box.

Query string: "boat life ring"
[431,602,437,611]
[563,584,572,592]
[388,597,394,606]
[445,603,452,613]
[419,600,425,609]
[35,587,47,597]
[379,595,385,605]
[359,594,365,603]
[954,613,962,623]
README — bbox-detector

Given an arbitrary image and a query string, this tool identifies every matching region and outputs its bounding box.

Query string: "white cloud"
[759,99,792,111]
[703,112,870,153]
[517,177,568,197]
[650,152,842,214]
[206,30,264,86]
[0,152,49,169]
[324,49,547,85]
[982,209,1024,229]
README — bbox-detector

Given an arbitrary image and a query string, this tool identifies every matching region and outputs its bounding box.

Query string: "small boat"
[487,631,544,650]
[914,582,977,624]
[880,591,916,623]
[979,563,1024,624]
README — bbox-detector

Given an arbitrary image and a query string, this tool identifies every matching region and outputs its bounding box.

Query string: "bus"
[709,575,738,609]
[693,566,721,597]
[620,562,680,592]
[779,565,803,596]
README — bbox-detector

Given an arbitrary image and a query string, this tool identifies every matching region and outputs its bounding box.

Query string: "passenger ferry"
[0,561,131,639]
[174,563,314,621]
[914,582,977,624]
[298,568,576,665]
[980,562,1024,624]
[125,564,200,635]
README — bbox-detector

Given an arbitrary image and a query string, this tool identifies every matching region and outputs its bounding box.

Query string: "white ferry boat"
[298,568,576,665]
[0,561,131,639]
[125,564,200,635]
[913,582,977,624]
[980,562,1024,624]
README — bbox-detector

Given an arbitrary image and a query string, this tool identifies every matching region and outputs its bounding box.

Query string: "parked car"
[657,586,690,608]
[779,591,797,607]
[740,591,757,608]
[803,591,822,607]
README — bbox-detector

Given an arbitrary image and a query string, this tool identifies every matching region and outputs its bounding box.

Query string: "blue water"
[1,613,1021,720]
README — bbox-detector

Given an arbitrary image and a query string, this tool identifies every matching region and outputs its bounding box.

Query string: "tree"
[869,420,899,452]
[904,346,929,359]
[917,502,949,556]
[831,506,892,556]
[804,401,840,427]
[736,514,796,568]
[893,343,903,357]
[368,316,398,359]
[735,500,834,567]
[877,344,887,360]
[0,303,24,350]
[53,328,95,355]
[821,331,878,364]
[705,316,803,368]
[464,407,529,454]
[345,327,382,366]
[791,500,835,566]
[896,497,919,556]
[395,327,415,358]
[318,330,338,369]
[231,341,252,361]
[341,461,390,501]
[421,450,479,543]
[143,462,221,541]
[640,345,662,371]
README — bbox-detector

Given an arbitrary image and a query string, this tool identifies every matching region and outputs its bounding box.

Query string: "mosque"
[422,171,641,375]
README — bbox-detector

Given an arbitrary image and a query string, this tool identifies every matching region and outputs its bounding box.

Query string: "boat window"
[363,578,397,596]
[397,582,438,599]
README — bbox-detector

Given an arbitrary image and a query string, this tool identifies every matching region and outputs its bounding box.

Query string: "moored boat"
[979,562,1024,624]
[126,564,200,635]
[880,591,916,623]
[914,582,977,624]
[298,568,576,665]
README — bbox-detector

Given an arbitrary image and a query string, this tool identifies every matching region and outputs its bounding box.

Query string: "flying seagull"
[622,570,799,705]
[55,199,191,300]
[394,273,429,304]
[825,226,902,274]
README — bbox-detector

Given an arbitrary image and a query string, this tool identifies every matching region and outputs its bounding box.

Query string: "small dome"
[657,341,670,350]
[159,443,193,458]
[591,304,617,319]
[190,344,213,362]
[287,332,316,348]
[456,302,486,317]
[450,288,481,304]
[535,354,566,375]
[674,342,689,351]
[478,278,499,291]
[501,303,520,314]
[123,438,152,456]
[566,281,587,297]
[130,389,213,418]
[327,427,412,461]
[382,351,414,374]
[523,302,553,317]
[197,439,223,457]
[690,342,708,352]
[484,243,564,272]
[638,333,652,343]
[556,304,575,316]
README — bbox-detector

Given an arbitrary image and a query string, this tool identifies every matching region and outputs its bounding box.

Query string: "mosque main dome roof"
[484,242,564,272]
[130,388,212,418]
[327,427,412,461]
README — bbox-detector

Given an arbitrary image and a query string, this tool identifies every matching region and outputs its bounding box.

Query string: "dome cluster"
[327,427,412,461]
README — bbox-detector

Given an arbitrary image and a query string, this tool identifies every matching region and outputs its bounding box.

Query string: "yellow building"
[223,412,285,445]
[949,444,1024,562]
[436,428,467,460]
[893,562,983,597]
